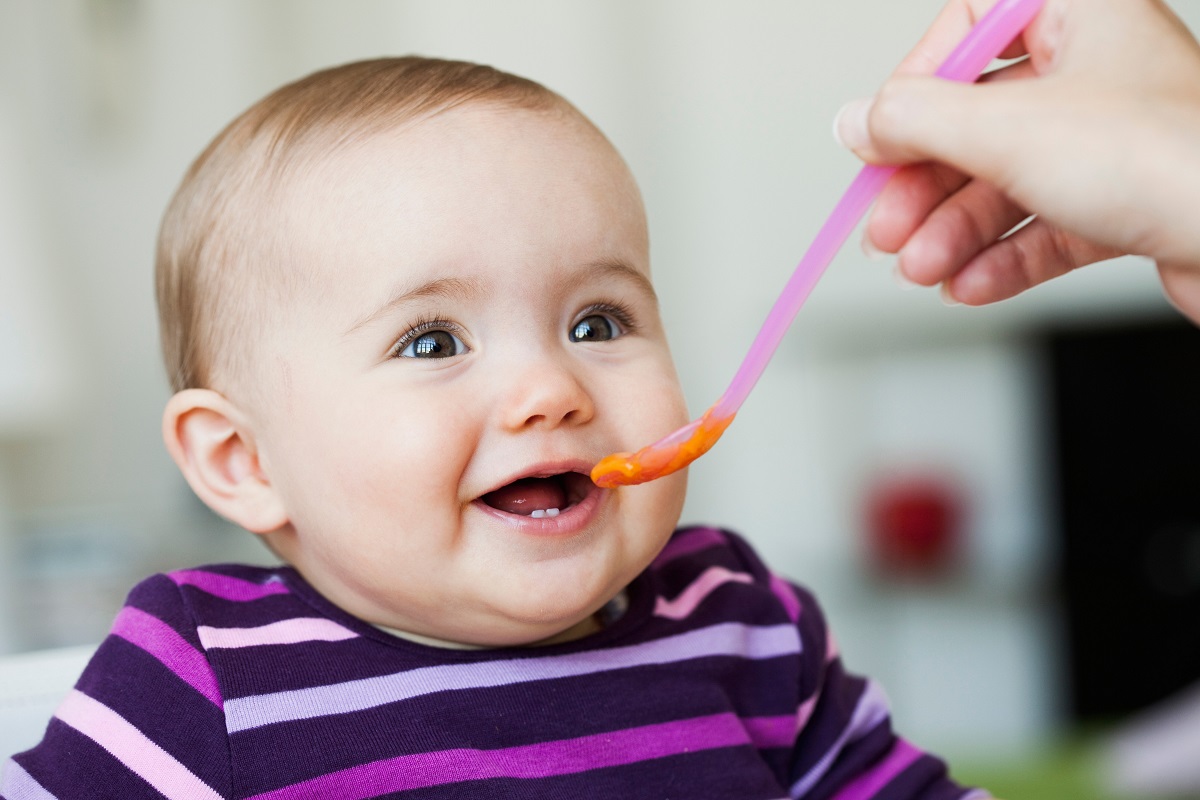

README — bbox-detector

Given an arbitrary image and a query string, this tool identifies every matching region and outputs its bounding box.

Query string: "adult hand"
[835,0,1200,323]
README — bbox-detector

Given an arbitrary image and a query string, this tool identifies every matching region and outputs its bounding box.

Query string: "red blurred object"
[865,474,964,579]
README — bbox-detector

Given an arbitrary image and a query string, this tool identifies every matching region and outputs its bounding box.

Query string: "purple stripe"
[652,527,727,567]
[170,569,290,602]
[828,739,921,800]
[112,606,222,707]
[248,712,750,799]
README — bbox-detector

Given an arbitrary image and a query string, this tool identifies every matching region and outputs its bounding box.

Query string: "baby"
[2,57,985,799]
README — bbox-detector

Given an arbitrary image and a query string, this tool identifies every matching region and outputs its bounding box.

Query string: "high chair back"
[0,644,95,757]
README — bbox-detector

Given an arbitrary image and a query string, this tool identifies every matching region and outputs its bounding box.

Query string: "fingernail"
[833,97,873,151]
[893,265,919,291]
[940,282,961,306]
[862,233,889,262]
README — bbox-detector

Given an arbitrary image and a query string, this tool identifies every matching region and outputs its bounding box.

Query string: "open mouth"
[480,472,594,519]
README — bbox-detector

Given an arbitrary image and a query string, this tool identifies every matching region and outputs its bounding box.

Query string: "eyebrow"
[345,276,483,336]
[590,258,659,303]
[344,258,657,337]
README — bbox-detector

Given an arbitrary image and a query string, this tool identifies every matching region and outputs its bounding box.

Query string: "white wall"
[0,0,1196,758]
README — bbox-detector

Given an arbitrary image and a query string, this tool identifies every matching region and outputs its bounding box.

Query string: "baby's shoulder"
[121,562,310,630]
[652,526,770,578]
[648,526,811,628]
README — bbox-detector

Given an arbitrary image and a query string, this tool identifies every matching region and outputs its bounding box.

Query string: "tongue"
[483,477,568,516]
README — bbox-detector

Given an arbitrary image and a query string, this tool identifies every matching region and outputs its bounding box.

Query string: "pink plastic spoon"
[592,0,1045,488]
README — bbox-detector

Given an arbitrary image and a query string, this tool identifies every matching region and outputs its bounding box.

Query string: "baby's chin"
[456,573,636,648]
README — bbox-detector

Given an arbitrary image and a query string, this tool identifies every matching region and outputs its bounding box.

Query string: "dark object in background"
[1047,316,1200,721]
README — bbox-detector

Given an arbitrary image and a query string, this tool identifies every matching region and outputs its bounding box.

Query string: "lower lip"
[472,484,606,536]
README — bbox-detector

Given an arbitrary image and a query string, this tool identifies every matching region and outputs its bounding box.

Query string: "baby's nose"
[498,356,595,431]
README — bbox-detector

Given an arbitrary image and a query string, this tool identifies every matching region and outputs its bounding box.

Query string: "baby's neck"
[375,590,627,650]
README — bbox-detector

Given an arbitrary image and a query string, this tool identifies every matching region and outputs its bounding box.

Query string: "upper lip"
[475,458,599,500]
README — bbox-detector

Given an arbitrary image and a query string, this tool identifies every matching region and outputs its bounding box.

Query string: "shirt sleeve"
[1,574,232,800]
[782,580,983,800]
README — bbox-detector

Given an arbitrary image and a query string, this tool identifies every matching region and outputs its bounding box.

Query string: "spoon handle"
[714,0,1044,419]
[592,0,1046,488]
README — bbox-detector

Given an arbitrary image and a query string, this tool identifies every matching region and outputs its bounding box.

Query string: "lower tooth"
[546,508,560,517]
[531,510,546,519]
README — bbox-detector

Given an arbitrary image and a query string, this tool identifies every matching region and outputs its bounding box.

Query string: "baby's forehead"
[322,102,626,181]
[269,102,651,304]
[287,103,645,239]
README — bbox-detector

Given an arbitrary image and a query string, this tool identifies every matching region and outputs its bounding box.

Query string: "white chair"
[1105,680,1200,797]
[0,644,95,758]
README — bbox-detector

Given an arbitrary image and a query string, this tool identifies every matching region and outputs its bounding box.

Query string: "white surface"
[1106,681,1200,796]
[0,643,94,758]
[0,110,72,434]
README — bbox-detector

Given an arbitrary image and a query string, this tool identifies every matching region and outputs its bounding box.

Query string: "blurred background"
[1,1,1198,796]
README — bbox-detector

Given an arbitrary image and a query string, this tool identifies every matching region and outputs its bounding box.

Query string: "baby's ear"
[162,389,288,534]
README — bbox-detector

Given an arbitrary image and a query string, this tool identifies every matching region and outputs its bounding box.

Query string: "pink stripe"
[769,574,802,623]
[828,739,921,800]
[795,692,818,732]
[744,691,819,750]
[112,607,221,706]
[55,690,223,800]
[654,566,754,620]
[170,569,290,601]
[743,714,798,749]
[198,618,357,649]
[248,712,751,800]
[791,680,893,797]
[652,527,726,567]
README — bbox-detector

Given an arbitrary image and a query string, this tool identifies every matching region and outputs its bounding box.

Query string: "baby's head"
[156,57,690,647]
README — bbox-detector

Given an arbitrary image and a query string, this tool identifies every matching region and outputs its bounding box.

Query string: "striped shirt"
[2,526,983,799]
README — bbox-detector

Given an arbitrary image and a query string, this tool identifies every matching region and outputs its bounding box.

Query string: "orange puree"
[590,410,735,488]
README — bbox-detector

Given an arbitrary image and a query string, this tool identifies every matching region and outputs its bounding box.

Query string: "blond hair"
[155,57,569,395]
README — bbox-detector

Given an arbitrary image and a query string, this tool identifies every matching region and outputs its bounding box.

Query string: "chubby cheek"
[280,385,478,552]
[613,366,690,452]
[343,398,475,519]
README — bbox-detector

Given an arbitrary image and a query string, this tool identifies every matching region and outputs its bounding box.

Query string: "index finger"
[892,0,1031,77]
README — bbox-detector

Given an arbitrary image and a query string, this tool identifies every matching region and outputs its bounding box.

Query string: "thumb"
[836,75,1030,185]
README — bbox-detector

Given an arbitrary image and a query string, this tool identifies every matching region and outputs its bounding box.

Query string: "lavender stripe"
[248,712,751,799]
[652,527,727,566]
[112,606,222,707]
[170,569,290,602]
[789,680,891,797]
[1,760,59,800]
[226,621,801,733]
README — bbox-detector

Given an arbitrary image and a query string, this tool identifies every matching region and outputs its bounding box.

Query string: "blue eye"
[398,329,467,359]
[570,314,620,343]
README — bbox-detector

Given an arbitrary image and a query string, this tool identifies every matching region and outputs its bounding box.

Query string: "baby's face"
[250,105,689,646]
